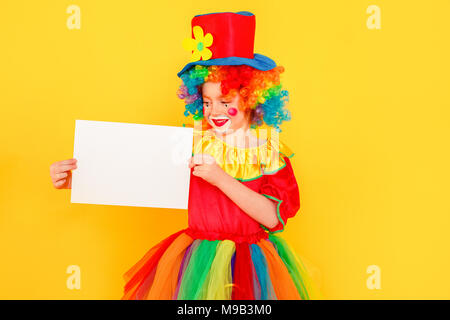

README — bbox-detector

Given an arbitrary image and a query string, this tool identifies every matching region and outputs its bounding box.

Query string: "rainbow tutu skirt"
[121,228,318,300]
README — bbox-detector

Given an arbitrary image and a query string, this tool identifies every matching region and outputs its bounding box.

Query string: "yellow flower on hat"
[182,25,213,62]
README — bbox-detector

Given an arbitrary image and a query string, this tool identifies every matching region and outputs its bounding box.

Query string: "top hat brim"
[177,53,276,78]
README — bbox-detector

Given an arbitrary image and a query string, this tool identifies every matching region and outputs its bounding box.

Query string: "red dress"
[121,129,318,300]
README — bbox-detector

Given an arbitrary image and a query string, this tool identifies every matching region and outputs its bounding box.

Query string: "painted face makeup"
[209,114,232,133]
[202,82,249,135]
[227,107,238,116]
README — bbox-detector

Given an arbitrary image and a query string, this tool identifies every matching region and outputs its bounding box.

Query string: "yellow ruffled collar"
[192,129,294,181]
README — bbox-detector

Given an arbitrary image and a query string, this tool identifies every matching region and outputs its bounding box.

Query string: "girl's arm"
[189,154,279,229]
[215,173,279,228]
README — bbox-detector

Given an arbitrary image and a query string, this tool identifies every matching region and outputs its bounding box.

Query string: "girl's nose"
[210,102,224,115]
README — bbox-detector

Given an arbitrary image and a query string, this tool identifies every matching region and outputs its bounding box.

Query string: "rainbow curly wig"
[176,65,291,131]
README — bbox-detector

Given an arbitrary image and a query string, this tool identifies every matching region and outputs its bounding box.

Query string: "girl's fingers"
[51,159,76,171]
[188,157,195,168]
[53,172,68,181]
[55,164,77,173]
[60,158,77,165]
[193,167,209,178]
[202,154,215,164]
[189,154,217,169]
[193,154,202,165]
[54,179,66,187]
[193,165,206,174]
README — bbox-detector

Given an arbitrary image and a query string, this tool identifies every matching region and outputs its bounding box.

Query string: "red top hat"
[178,11,276,78]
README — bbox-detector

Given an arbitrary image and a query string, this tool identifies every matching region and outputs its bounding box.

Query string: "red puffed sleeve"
[259,156,300,233]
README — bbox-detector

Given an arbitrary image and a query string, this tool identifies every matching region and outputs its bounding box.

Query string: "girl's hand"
[50,158,77,189]
[188,153,228,187]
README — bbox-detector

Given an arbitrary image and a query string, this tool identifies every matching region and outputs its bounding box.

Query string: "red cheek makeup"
[227,107,238,116]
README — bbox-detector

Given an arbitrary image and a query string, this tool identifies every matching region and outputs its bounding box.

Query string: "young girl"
[49,11,319,300]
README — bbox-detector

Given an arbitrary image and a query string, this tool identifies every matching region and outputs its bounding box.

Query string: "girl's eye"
[222,102,230,107]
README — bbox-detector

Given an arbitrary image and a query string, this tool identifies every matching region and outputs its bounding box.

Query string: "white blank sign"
[71,120,193,209]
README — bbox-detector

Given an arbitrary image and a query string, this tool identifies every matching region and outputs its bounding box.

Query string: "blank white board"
[71,120,193,209]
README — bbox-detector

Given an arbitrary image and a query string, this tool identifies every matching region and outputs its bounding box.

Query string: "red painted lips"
[211,118,229,127]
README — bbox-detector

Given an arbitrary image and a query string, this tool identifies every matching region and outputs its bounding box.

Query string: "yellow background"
[1,0,449,299]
